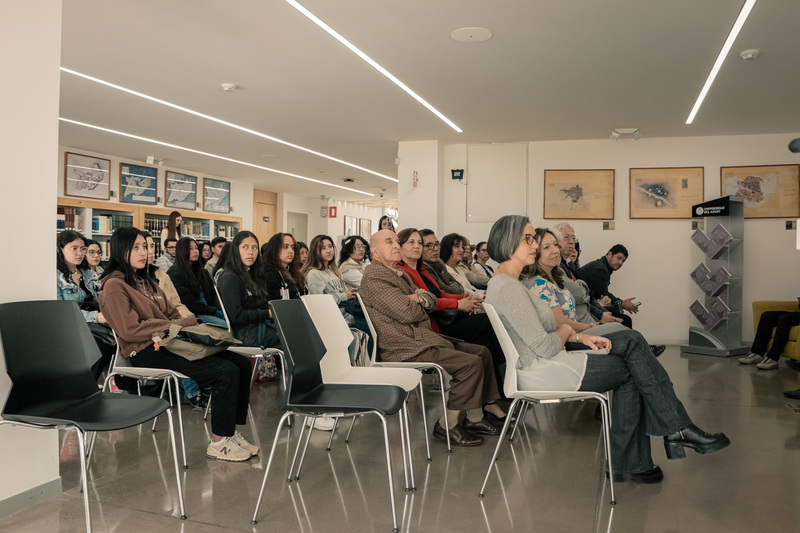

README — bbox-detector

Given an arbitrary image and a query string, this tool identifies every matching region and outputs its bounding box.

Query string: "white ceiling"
[58,0,800,203]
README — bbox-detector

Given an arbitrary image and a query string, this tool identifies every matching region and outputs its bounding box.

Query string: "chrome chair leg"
[75,427,93,533]
[151,380,169,432]
[325,418,339,451]
[373,411,399,532]
[252,411,294,525]
[510,402,529,442]
[288,418,308,482]
[416,382,432,461]
[478,398,522,497]
[598,397,616,505]
[165,408,187,519]
[344,416,357,443]
[434,368,451,453]
[292,417,315,481]
[401,403,416,491]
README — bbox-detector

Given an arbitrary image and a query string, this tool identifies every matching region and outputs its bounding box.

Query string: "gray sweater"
[485,274,587,391]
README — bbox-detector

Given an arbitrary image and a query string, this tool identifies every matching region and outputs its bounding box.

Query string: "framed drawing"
[120,163,158,204]
[359,218,372,240]
[64,152,111,200]
[720,164,800,218]
[629,167,704,219]
[544,169,615,219]
[165,171,197,210]
[203,178,230,213]
[344,215,358,236]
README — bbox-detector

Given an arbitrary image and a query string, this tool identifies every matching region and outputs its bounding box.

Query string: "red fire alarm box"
[329,206,337,218]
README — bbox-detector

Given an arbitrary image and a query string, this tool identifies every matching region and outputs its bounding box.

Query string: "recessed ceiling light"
[450,27,493,43]
[220,83,239,91]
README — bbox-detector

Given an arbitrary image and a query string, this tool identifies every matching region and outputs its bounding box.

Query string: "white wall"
[403,133,800,344]
[58,146,254,230]
[397,140,443,233]
[0,0,63,512]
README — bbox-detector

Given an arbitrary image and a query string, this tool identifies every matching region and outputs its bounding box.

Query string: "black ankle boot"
[664,424,730,459]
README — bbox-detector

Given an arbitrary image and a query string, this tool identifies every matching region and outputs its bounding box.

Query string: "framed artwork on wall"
[543,169,615,219]
[629,167,704,219]
[359,218,372,240]
[165,171,197,210]
[720,164,800,218]
[64,152,111,200]
[203,178,231,213]
[344,215,358,236]
[119,163,158,204]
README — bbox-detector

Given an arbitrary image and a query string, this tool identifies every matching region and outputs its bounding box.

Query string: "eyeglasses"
[165,245,176,250]
[354,244,365,251]
[522,234,536,245]
[86,250,102,256]
[65,246,88,254]
[423,242,441,250]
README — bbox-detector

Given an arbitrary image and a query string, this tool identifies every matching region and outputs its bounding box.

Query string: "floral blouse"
[525,275,578,321]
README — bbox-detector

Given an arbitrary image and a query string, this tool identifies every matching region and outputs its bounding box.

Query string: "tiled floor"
[1,347,799,532]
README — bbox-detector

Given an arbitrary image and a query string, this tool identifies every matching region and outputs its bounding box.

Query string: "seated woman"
[199,241,213,267]
[215,231,283,351]
[99,227,256,462]
[167,237,227,327]
[302,234,369,335]
[57,230,114,379]
[472,240,494,279]
[261,233,305,301]
[739,298,800,370]
[522,228,626,337]
[296,242,309,267]
[85,239,104,276]
[485,215,730,483]
[440,233,485,298]
[338,235,370,290]
[397,228,507,416]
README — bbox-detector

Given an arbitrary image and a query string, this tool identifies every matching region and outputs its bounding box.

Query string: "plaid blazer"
[360,261,452,362]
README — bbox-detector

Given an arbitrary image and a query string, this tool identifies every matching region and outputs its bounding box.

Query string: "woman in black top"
[261,233,305,301]
[167,237,227,327]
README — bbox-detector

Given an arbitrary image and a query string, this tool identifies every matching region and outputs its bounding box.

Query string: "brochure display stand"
[681,196,749,357]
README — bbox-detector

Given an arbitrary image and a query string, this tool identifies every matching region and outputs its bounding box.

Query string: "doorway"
[287,212,308,244]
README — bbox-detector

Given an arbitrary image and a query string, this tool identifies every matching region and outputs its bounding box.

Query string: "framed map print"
[720,164,800,218]
[203,178,231,213]
[629,167,704,219]
[544,169,615,219]
[165,171,197,210]
[64,152,111,200]
[120,163,158,205]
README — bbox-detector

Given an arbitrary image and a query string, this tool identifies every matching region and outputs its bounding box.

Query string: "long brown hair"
[166,211,183,240]
[262,233,304,286]
[301,235,343,280]
[520,228,565,289]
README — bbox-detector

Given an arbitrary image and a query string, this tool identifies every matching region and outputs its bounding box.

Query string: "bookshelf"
[57,198,242,260]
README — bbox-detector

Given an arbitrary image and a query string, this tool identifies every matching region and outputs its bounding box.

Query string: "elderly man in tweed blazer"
[360,229,505,447]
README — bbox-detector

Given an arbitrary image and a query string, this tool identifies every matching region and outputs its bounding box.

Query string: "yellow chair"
[752,301,800,362]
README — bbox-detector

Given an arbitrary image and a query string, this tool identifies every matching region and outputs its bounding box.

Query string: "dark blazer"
[578,256,623,311]
[166,264,222,317]
[423,259,464,295]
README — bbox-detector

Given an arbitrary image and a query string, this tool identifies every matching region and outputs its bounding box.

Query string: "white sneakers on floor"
[756,358,779,370]
[232,431,260,455]
[207,433,259,462]
[739,352,764,365]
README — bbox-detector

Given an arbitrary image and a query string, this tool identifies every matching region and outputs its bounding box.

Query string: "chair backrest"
[356,293,378,364]
[301,294,355,378]
[0,300,101,415]
[269,299,328,404]
[212,284,235,334]
[483,304,520,398]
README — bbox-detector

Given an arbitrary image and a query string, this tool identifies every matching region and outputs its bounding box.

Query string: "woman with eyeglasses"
[440,233,485,298]
[338,235,371,290]
[261,233,305,301]
[167,237,227,327]
[198,241,213,266]
[99,227,257,462]
[85,239,105,275]
[57,230,114,378]
[485,215,730,484]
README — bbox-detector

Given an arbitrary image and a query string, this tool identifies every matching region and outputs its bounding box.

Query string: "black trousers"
[439,313,506,395]
[752,311,800,361]
[131,345,251,437]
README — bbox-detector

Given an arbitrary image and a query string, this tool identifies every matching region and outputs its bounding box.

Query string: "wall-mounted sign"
[262,216,270,222]
[320,207,328,218]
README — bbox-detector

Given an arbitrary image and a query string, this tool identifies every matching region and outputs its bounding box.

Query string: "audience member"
[99,227,256,462]
[420,229,465,295]
[167,237,227,327]
[160,211,183,242]
[579,244,638,328]
[85,239,104,275]
[457,236,489,289]
[379,215,396,232]
[441,233,485,298]
[338,235,371,289]
[485,215,730,483]
[155,237,177,271]
[144,232,192,318]
[56,230,113,378]
[739,297,800,371]
[472,241,494,279]
[199,241,213,266]
[296,242,309,266]
[261,233,305,301]
[204,236,227,276]
[360,229,505,447]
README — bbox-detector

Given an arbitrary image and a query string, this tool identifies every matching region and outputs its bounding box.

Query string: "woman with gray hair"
[484,215,730,484]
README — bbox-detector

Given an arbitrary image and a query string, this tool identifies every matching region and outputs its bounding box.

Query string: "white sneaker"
[739,353,764,365]
[306,416,336,431]
[206,437,251,462]
[756,358,779,370]
[232,431,259,455]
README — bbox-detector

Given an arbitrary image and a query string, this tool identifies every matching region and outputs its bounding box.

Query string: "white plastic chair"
[302,294,428,472]
[357,292,452,453]
[478,304,616,504]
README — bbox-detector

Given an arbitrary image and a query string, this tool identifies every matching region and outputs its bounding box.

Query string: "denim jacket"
[56,268,102,322]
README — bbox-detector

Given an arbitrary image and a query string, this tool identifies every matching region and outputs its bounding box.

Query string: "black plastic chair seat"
[3,391,170,432]
[291,383,406,417]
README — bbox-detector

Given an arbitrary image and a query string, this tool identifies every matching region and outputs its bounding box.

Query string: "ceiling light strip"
[59,117,374,196]
[685,0,758,124]
[284,0,463,133]
[60,68,396,183]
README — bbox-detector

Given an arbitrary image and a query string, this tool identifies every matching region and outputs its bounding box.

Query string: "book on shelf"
[56,206,84,232]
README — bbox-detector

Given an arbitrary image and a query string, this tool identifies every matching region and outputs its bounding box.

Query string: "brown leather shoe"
[462,417,502,436]
[433,421,483,447]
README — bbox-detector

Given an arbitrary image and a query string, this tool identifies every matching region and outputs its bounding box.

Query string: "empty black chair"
[0,300,186,533]
[251,299,407,532]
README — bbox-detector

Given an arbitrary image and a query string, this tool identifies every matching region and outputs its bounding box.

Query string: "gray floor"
[2,346,799,532]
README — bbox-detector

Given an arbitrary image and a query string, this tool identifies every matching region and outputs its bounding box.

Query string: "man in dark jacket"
[579,244,638,328]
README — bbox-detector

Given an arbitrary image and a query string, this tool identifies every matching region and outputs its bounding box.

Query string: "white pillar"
[0,0,64,515]
[397,140,443,233]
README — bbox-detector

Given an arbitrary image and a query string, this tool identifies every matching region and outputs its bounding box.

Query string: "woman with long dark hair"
[160,211,183,242]
[167,237,227,327]
[338,235,370,290]
[99,227,256,462]
[198,241,213,266]
[215,231,283,350]
[261,233,305,301]
[85,238,105,275]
